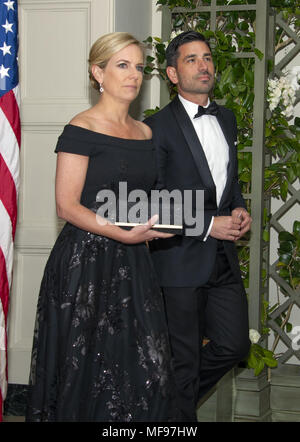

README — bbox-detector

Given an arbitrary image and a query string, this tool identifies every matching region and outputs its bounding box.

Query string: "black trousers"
[163,244,250,421]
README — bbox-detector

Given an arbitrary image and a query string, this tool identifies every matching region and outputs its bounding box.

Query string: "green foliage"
[246,343,278,376]
[277,221,300,291]
[143,106,161,117]
[264,116,300,201]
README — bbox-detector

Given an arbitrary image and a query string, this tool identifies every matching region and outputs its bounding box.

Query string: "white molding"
[149,2,162,109]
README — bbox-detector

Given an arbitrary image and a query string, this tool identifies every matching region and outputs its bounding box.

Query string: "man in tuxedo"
[144,31,252,421]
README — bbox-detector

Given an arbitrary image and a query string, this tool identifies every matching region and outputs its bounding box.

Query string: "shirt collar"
[178,95,211,120]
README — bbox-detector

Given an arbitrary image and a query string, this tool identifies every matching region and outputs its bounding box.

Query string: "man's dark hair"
[166,31,211,68]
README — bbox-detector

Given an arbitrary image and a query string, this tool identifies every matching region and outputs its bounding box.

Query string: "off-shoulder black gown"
[26,125,177,422]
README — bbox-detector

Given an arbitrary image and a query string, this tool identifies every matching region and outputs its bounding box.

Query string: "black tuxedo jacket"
[144,96,246,287]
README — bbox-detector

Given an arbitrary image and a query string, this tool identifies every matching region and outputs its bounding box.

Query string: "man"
[144,31,252,421]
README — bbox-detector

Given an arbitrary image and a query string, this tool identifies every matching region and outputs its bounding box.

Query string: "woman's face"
[95,44,144,104]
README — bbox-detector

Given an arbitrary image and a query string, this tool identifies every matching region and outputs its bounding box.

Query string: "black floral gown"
[26,125,177,422]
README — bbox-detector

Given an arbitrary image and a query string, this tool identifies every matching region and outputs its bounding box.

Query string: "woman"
[26,32,177,422]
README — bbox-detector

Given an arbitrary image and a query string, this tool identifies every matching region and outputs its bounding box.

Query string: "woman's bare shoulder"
[69,110,95,130]
[134,120,152,140]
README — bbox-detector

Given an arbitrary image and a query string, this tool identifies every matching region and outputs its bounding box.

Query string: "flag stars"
[0,42,12,56]
[0,1,18,94]
[4,1,15,11]
[0,65,10,79]
[2,19,14,34]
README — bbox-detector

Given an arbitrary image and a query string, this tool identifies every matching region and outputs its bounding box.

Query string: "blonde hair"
[88,32,143,91]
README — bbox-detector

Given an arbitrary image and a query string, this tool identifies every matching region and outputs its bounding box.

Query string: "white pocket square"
[234,141,238,145]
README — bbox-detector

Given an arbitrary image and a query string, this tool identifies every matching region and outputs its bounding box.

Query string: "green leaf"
[156,43,166,54]
[157,54,166,64]
[293,221,300,235]
[292,277,300,288]
[237,84,247,92]
[278,241,294,253]
[238,21,249,32]
[278,253,292,265]
[279,231,295,242]
[280,179,288,201]
[247,350,258,369]
[278,267,290,279]
[219,65,233,87]
[254,48,264,60]
[263,230,270,242]
[143,106,160,118]
[243,92,254,110]
[203,30,215,39]
[252,343,265,357]
[174,16,184,28]
[230,84,240,97]
[285,322,293,333]
[245,69,254,85]
[218,57,227,71]
[254,359,265,376]
[144,66,154,75]
[239,171,251,182]
[262,356,278,368]
[287,167,296,183]
[263,348,275,358]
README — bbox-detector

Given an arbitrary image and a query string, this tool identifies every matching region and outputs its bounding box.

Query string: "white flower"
[267,70,298,117]
[282,87,294,98]
[249,329,261,344]
[289,66,300,91]
[268,79,277,89]
[170,29,183,41]
[283,104,294,118]
[271,87,281,99]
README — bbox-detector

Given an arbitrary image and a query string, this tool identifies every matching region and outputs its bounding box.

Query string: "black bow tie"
[194,101,219,119]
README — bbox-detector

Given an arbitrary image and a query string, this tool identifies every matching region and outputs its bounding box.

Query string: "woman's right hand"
[121,215,174,244]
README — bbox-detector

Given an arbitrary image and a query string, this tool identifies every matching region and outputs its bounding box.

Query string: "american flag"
[0,0,20,421]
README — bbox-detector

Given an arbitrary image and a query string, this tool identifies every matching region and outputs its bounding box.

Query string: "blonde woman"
[26,32,177,422]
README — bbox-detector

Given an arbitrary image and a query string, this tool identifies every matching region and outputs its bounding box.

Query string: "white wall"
[114,0,154,119]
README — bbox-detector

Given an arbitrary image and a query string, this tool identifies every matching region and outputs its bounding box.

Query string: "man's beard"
[178,72,214,95]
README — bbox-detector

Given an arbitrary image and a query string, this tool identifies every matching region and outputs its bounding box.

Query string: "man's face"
[167,40,215,99]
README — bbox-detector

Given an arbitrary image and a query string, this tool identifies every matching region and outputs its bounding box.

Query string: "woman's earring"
[99,83,104,93]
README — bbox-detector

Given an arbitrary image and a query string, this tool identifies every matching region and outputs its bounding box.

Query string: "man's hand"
[231,208,252,239]
[210,215,242,241]
[210,209,251,241]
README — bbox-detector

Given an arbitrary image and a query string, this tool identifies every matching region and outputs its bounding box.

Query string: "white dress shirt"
[178,95,230,239]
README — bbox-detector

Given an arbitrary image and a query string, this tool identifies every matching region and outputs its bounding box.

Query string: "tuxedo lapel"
[170,97,216,203]
[216,110,235,208]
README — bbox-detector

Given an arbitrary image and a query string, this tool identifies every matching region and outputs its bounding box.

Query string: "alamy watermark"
[95,182,204,236]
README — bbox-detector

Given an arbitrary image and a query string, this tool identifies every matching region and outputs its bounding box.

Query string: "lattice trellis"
[268,10,300,365]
